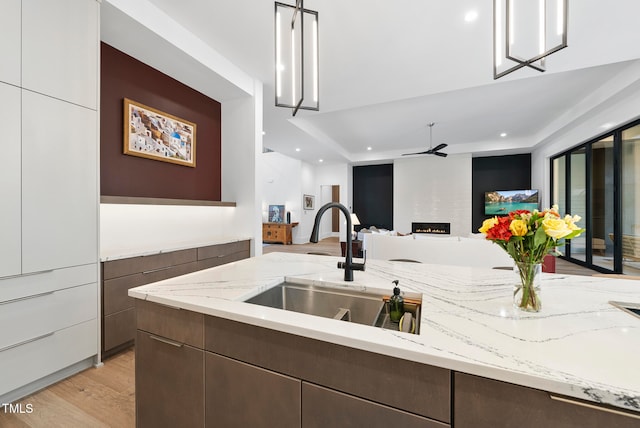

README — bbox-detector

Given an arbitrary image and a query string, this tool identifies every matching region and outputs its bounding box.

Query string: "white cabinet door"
[22,91,97,273]
[0,83,21,278]
[0,0,21,86]
[22,0,98,109]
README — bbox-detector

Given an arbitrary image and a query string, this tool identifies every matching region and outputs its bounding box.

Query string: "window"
[551,119,640,274]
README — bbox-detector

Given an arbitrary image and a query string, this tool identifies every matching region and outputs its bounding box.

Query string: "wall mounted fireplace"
[412,222,451,235]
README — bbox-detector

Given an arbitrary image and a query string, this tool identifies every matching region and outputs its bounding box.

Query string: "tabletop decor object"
[479,205,584,312]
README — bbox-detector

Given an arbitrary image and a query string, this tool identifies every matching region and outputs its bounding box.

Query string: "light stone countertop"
[128,252,640,413]
[100,236,251,261]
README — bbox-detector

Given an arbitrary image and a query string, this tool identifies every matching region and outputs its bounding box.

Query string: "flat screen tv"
[484,189,539,215]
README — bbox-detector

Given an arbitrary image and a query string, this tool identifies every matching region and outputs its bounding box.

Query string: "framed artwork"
[303,194,315,210]
[123,98,197,167]
[268,205,285,223]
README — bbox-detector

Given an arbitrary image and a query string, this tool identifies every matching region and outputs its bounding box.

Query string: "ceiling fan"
[402,122,448,157]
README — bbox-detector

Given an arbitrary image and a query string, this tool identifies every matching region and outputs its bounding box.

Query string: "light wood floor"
[0,349,135,428]
[2,238,597,427]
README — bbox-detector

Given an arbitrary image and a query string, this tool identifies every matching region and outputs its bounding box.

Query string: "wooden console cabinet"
[263,222,298,245]
[101,240,249,358]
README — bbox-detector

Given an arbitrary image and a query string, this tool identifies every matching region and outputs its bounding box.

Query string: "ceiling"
[133,0,640,164]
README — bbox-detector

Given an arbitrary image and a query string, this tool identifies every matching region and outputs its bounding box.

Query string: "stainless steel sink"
[245,281,421,334]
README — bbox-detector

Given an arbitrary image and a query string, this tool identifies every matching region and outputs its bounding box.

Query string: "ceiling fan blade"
[402,150,431,156]
[433,151,448,157]
[432,143,448,152]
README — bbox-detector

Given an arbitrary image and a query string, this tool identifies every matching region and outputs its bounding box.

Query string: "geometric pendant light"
[275,1,319,115]
[493,0,568,79]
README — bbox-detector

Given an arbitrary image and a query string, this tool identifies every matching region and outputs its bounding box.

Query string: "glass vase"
[513,262,542,312]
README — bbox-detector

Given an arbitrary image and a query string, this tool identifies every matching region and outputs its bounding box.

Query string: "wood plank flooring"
[1,237,598,427]
[0,349,135,428]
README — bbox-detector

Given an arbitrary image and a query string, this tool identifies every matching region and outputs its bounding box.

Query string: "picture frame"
[303,194,315,210]
[123,98,197,167]
[268,205,286,223]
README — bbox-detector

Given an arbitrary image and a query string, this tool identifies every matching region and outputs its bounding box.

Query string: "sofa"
[363,233,514,269]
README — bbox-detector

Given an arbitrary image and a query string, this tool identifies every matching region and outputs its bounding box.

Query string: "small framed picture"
[268,205,285,223]
[303,194,315,210]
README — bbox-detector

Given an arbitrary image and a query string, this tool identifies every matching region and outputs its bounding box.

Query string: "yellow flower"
[509,219,528,236]
[542,217,572,240]
[479,217,498,234]
[564,214,582,231]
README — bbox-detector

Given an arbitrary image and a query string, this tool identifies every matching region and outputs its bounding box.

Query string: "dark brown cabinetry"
[302,382,449,428]
[134,301,640,427]
[205,352,301,428]
[454,372,640,428]
[101,240,249,357]
[135,300,205,428]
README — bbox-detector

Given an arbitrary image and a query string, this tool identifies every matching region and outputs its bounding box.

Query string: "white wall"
[314,163,351,241]
[394,154,472,236]
[532,66,640,208]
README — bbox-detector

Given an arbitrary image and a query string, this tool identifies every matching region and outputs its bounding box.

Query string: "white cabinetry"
[22,91,98,273]
[0,83,21,278]
[0,0,21,86]
[0,0,99,403]
[22,0,99,109]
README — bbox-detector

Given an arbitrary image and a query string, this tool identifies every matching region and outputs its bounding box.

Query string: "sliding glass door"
[551,119,640,273]
[621,124,640,274]
[590,137,615,270]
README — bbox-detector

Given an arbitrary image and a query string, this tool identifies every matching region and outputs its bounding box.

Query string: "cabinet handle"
[0,332,54,353]
[549,394,640,420]
[0,290,55,305]
[149,334,184,348]
[0,269,54,281]
[142,266,173,275]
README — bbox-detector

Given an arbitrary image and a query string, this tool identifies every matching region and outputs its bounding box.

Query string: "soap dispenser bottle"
[389,280,404,323]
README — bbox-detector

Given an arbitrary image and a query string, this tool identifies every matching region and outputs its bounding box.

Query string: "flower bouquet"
[479,205,584,312]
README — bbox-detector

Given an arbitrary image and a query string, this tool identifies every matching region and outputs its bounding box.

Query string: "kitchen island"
[129,252,640,427]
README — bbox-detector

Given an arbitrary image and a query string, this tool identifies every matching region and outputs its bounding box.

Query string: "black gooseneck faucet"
[310,202,365,281]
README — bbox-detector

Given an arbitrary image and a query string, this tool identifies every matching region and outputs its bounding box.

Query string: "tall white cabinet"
[0,0,100,403]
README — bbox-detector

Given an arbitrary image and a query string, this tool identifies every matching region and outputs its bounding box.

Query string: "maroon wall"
[101,43,221,201]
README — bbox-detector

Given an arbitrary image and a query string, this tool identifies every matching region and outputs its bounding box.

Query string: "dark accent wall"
[353,164,394,231]
[472,154,532,232]
[101,43,222,201]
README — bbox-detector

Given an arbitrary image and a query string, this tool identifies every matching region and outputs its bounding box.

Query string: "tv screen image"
[484,190,539,215]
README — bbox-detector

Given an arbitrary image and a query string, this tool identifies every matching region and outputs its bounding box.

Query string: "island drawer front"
[136,299,204,348]
[197,240,249,261]
[205,315,451,423]
[103,307,136,352]
[104,261,200,315]
[205,352,301,428]
[136,330,204,428]
[102,248,197,280]
[302,382,449,428]
[454,373,640,428]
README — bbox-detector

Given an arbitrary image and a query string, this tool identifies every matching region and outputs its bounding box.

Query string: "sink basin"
[610,301,640,320]
[245,281,421,334]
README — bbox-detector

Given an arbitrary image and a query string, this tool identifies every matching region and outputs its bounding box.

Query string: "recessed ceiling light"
[601,123,615,130]
[319,159,324,163]
[464,10,478,22]
[500,132,507,137]
[262,131,266,135]
[367,146,372,151]
[295,148,301,152]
